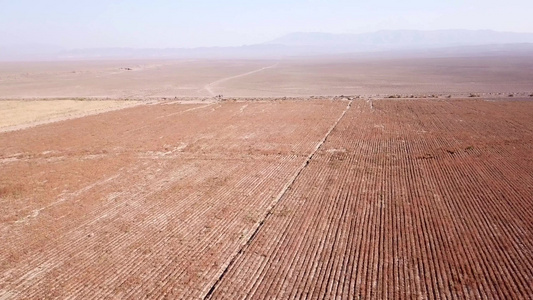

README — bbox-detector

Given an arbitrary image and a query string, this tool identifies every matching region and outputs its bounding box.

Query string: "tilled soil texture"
[0,100,348,298]
[208,99,533,299]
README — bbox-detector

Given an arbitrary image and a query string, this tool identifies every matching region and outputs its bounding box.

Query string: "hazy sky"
[1,0,532,48]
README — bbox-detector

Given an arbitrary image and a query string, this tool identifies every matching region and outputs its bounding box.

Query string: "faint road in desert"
[204,63,279,96]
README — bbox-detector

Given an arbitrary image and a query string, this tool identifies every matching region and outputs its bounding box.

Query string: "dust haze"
[1,3,533,299]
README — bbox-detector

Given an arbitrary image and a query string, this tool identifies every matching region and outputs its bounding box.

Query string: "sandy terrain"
[0,60,276,99]
[219,56,533,97]
[1,56,532,99]
[0,100,140,132]
[1,98,532,298]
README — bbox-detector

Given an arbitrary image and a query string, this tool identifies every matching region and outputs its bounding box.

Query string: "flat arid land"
[1,55,533,99]
[1,56,532,299]
[0,99,139,132]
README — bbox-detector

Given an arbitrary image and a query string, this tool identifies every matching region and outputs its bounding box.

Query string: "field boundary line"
[201,99,353,299]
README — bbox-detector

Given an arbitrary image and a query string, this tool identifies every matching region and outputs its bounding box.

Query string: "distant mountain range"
[2,30,533,61]
[265,29,533,49]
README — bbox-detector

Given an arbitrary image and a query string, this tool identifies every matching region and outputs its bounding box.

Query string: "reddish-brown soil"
[0,100,347,298]
[1,98,532,299]
[208,99,533,299]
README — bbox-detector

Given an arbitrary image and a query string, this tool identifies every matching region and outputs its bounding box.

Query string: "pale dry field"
[1,55,532,99]
[0,100,140,132]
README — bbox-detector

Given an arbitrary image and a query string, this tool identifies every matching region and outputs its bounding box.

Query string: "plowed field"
[1,98,532,299]
[0,100,347,298]
[208,99,533,299]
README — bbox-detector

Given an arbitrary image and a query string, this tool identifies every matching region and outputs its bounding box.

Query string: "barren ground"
[0,98,532,299]
[0,56,532,299]
[1,56,532,99]
[0,60,274,98]
[0,100,139,132]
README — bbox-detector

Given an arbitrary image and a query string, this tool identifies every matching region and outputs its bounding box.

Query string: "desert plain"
[1,55,533,299]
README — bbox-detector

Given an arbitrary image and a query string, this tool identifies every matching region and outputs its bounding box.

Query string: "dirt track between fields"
[208,98,533,299]
[1,98,532,299]
[0,100,347,298]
